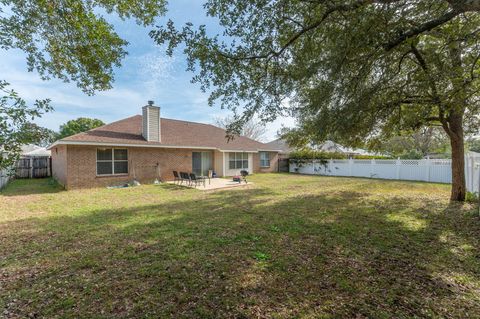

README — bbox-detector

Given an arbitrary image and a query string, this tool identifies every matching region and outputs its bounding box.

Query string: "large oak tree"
[152,0,480,201]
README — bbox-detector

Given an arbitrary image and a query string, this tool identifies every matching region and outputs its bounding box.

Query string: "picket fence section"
[465,152,480,194]
[290,154,480,194]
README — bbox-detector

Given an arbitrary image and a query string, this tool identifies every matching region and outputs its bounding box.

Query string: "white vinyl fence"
[465,152,480,194]
[289,152,480,193]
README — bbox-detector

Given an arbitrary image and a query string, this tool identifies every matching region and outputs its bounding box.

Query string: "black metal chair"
[189,173,206,187]
[180,172,190,185]
[173,171,181,184]
[240,170,249,183]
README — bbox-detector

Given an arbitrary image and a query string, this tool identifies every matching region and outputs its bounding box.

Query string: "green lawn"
[1,174,479,318]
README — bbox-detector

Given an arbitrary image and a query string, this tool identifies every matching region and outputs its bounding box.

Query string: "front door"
[192,152,212,176]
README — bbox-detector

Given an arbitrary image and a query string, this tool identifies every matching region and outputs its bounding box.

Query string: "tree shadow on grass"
[0,188,479,318]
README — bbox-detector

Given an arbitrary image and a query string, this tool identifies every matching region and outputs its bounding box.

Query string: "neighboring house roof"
[0,144,40,157]
[266,138,294,154]
[316,140,378,156]
[20,144,42,154]
[23,148,51,157]
[264,139,379,156]
[50,115,279,152]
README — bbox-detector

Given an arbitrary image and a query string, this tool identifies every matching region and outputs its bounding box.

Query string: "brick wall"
[51,145,67,187]
[51,145,280,189]
[252,151,279,173]
[63,146,217,189]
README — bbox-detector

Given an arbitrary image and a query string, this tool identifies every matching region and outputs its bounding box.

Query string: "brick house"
[48,102,280,189]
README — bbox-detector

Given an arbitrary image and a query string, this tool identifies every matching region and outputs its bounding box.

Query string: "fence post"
[396,157,401,180]
[467,154,471,192]
[370,159,376,178]
[468,155,474,192]
[49,157,52,177]
[29,157,33,178]
[465,154,472,192]
[424,156,431,182]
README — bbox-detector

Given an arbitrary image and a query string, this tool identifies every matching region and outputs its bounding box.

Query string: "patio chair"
[180,172,191,185]
[240,170,249,183]
[172,171,181,184]
[189,173,206,187]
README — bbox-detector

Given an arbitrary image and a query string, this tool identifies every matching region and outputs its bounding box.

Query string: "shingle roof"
[57,115,278,151]
[266,138,294,154]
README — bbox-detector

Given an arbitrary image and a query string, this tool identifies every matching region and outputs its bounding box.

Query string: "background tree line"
[19,118,105,147]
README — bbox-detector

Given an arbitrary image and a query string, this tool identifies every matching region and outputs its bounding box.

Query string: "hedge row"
[288,149,392,160]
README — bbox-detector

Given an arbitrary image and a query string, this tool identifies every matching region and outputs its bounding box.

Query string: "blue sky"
[0,0,294,142]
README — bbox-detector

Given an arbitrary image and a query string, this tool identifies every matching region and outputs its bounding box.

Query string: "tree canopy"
[467,137,480,153]
[152,0,480,200]
[0,0,167,170]
[1,0,167,94]
[373,128,450,159]
[19,123,59,147]
[0,81,51,169]
[58,117,105,139]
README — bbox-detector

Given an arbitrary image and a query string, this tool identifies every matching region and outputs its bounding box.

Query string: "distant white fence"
[289,152,480,193]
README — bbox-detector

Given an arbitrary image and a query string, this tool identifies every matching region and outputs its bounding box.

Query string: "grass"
[0,174,479,318]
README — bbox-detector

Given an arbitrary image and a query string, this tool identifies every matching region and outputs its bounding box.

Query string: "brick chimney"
[142,100,161,142]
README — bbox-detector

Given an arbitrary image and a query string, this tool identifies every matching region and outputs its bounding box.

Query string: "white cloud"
[136,49,178,95]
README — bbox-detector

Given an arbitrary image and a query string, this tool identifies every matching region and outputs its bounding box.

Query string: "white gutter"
[47,140,281,153]
[219,150,258,153]
[219,149,283,153]
[257,149,283,152]
[47,140,217,151]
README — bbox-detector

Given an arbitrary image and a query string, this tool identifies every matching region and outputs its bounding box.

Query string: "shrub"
[353,154,394,160]
[288,149,346,160]
[288,149,392,161]
[398,150,424,159]
[465,191,478,203]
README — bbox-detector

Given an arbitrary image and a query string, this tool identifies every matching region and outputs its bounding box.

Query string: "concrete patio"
[167,178,253,190]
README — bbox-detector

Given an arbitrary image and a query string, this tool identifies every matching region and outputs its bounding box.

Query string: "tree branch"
[218,1,473,61]
[218,0,372,61]
[385,10,460,51]
[410,44,442,102]
[409,44,454,135]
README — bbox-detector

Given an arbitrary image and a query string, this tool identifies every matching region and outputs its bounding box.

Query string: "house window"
[228,152,249,169]
[260,152,270,167]
[96,148,128,175]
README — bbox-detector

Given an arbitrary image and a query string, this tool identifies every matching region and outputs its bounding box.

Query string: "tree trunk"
[448,113,466,201]
[445,40,467,202]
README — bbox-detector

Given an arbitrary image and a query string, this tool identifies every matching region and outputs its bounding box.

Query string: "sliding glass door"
[192,152,212,176]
